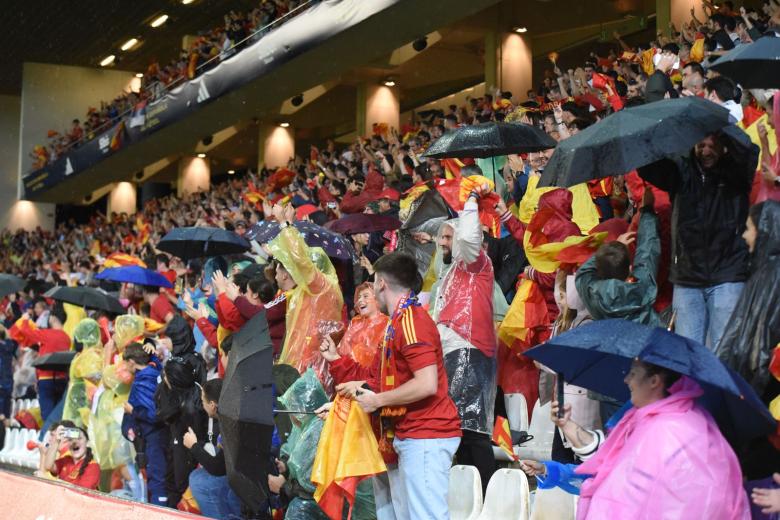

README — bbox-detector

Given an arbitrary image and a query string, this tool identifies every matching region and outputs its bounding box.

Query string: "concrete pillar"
[258,125,295,170]
[177,156,211,197]
[356,83,400,138]
[484,31,499,91]
[657,0,672,38]
[669,0,707,33]
[106,182,137,216]
[498,33,533,104]
[0,95,55,231]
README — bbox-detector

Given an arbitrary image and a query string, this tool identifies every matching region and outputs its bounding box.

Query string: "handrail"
[34,0,316,169]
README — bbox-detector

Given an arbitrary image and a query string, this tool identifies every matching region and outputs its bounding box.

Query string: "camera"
[62,428,82,440]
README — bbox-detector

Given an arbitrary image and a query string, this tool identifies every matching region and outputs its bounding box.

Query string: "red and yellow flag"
[8,318,37,347]
[492,416,518,461]
[103,253,146,269]
[498,278,550,353]
[312,395,387,520]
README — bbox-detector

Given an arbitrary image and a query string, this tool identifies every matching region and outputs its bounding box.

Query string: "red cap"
[295,204,319,220]
[377,188,400,201]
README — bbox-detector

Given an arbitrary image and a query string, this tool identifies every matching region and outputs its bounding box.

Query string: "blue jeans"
[673,282,744,349]
[392,436,460,520]
[37,378,68,422]
[189,468,243,519]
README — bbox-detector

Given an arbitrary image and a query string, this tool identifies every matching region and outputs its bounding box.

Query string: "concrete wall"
[0,95,55,231]
[106,182,137,216]
[177,157,211,197]
[259,126,295,170]
[19,62,137,173]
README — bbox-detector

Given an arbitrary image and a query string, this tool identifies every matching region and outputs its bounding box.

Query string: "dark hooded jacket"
[638,127,759,287]
[715,200,780,396]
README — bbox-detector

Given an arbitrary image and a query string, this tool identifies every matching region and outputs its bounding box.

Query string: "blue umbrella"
[245,220,357,260]
[96,265,174,288]
[525,319,775,443]
[158,227,250,261]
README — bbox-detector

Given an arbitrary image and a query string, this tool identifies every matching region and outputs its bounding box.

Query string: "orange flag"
[492,416,518,461]
[312,395,387,520]
[103,253,146,269]
[498,278,550,353]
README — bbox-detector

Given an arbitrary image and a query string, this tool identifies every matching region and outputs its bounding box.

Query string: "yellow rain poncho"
[268,227,343,388]
[62,319,103,428]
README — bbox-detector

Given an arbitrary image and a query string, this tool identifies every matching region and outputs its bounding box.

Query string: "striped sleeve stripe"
[401,311,417,344]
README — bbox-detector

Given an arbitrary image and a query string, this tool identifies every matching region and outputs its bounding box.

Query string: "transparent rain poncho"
[429,207,498,435]
[278,369,330,520]
[268,228,344,388]
[62,319,104,428]
[88,362,133,469]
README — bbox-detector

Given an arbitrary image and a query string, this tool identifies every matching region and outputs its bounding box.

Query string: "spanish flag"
[8,318,37,347]
[243,181,265,207]
[103,253,146,269]
[492,416,518,461]
[441,158,466,179]
[312,395,387,520]
[690,36,706,63]
[498,278,550,353]
[517,175,599,235]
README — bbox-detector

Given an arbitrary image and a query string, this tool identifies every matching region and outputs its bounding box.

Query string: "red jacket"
[339,170,385,214]
[18,328,70,380]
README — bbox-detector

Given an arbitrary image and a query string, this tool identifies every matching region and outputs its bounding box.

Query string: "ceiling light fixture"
[513,26,528,33]
[150,14,169,28]
[197,153,206,158]
[135,72,144,78]
[182,0,196,4]
[279,122,290,128]
[120,38,139,51]
[383,79,396,87]
[227,169,236,175]
[100,55,116,67]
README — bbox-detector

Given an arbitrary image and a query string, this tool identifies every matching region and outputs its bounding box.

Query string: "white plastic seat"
[22,398,31,411]
[0,427,15,463]
[530,486,577,520]
[448,465,483,520]
[8,429,27,466]
[477,468,530,520]
[30,398,39,410]
[514,400,555,462]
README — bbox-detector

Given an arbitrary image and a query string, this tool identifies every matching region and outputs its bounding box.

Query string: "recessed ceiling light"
[120,38,139,51]
[135,72,144,78]
[513,26,528,33]
[182,0,195,4]
[279,122,290,128]
[227,169,235,175]
[150,14,169,28]
[383,80,396,87]
[197,153,206,158]
[100,55,116,67]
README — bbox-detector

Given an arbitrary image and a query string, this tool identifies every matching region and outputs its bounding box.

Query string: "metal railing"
[33,0,316,171]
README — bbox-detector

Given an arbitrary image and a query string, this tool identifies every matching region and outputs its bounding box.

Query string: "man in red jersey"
[331,252,461,520]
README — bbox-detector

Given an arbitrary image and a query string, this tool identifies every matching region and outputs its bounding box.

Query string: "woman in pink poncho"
[523,360,750,519]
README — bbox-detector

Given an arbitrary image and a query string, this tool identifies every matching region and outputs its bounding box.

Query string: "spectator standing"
[638,130,759,348]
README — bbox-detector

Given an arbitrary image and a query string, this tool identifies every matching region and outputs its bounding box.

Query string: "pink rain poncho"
[575,377,749,519]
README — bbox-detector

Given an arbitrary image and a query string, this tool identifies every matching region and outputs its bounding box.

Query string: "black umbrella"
[325,214,401,235]
[709,36,780,89]
[158,227,251,261]
[422,121,557,159]
[245,220,356,260]
[46,286,125,314]
[0,274,25,299]
[539,97,731,188]
[32,351,77,372]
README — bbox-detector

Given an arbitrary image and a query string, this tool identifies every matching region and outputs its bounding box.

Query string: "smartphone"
[62,428,81,440]
[327,201,337,209]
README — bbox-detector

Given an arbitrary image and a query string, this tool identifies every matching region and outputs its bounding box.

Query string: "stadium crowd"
[29,0,306,171]
[3,0,780,519]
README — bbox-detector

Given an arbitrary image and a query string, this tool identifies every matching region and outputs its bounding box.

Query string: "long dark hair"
[59,420,94,478]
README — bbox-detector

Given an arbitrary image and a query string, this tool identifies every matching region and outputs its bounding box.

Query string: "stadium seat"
[448,465,483,520]
[530,486,577,520]
[514,400,555,462]
[477,468,530,520]
[0,427,15,463]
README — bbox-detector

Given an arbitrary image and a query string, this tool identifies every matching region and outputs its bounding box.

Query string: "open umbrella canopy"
[46,286,125,314]
[96,265,174,288]
[245,220,356,260]
[422,121,557,159]
[0,274,26,299]
[32,351,77,372]
[325,213,401,235]
[525,319,775,443]
[709,36,780,89]
[158,227,250,261]
[538,97,732,188]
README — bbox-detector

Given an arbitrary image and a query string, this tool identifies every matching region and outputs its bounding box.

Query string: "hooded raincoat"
[431,199,497,435]
[575,377,749,519]
[269,227,344,387]
[716,200,780,395]
[575,207,661,327]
